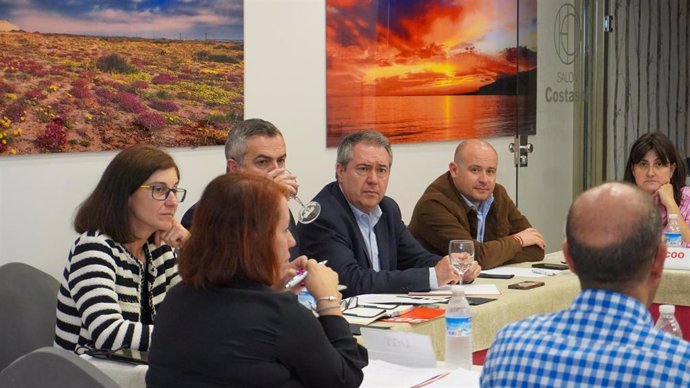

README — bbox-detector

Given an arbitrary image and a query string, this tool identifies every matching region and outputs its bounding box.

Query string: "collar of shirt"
[460,193,494,242]
[339,185,383,271]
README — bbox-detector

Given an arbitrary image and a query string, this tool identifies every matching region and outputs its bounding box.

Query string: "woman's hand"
[154,219,190,249]
[303,259,342,316]
[276,256,308,292]
[656,183,677,209]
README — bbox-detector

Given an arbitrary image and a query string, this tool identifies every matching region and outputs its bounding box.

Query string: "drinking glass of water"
[284,169,321,224]
[449,240,474,278]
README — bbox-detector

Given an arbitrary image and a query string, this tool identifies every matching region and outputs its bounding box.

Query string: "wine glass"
[284,169,321,224]
[292,195,321,224]
[449,240,474,278]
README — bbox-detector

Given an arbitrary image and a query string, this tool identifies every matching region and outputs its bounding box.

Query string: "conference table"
[367,251,581,361]
[370,250,690,362]
[86,251,689,386]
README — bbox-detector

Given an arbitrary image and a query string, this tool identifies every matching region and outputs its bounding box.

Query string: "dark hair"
[566,183,661,291]
[623,132,686,204]
[224,118,283,162]
[74,144,179,243]
[178,173,290,288]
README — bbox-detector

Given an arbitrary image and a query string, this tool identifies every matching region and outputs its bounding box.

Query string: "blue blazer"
[298,182,441,297]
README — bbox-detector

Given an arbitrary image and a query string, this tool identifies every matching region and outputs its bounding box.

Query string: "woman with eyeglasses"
[146,173,368,388]
[55,144,190,352]
[624,132,690,245]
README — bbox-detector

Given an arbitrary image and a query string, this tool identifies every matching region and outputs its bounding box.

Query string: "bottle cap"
[659,304,676,314]
[450,285,465,295]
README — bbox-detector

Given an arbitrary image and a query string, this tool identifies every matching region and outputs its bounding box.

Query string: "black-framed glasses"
[341,296,358,311]
[140,183,187,202]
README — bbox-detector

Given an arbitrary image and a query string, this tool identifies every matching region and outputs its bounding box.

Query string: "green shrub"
[96,54,135,74]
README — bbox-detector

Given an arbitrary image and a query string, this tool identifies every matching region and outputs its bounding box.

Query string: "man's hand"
[513,228,546,250]
[462,261,481,283]
[154,219,190,249]
[267,168,299,196]
[435,256,460,286]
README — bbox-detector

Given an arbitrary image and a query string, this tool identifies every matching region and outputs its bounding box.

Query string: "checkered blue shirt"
[480,289,690,387]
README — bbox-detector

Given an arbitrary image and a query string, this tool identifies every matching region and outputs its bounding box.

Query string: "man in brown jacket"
[409,139,545,269]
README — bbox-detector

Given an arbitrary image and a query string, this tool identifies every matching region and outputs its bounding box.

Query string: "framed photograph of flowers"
[326,0,537,146]
[0,0,243,155]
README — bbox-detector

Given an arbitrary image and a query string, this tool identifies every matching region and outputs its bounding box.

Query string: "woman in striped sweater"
[55,144,190,352]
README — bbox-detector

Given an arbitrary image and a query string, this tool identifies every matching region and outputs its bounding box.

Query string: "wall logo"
[554,3,579,65]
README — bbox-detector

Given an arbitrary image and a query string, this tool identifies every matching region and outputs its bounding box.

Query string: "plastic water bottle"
[445,285,472,370]
[654,304,684,338]
[297,288,316,310]
[665,214,682,247]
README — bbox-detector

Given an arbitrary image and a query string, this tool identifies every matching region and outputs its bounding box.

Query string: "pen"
[388,306,415,318]
[284,261,331,289]
[532,269,556,276]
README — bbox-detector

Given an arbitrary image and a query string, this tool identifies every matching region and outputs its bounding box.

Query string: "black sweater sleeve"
[277,307,368,388]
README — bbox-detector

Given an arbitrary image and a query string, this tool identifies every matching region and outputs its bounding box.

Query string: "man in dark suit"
[181,118,300,259]
[298,130,480,297]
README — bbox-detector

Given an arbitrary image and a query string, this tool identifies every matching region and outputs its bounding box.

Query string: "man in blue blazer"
[298,130,480,297]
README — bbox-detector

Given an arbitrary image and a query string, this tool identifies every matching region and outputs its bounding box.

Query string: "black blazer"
[298,182,441,297]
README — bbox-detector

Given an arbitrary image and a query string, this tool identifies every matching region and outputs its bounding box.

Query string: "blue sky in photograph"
[0,0,243,40]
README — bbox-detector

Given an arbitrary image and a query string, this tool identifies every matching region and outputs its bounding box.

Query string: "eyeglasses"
[341,296,358,311]
[140,183,187,202]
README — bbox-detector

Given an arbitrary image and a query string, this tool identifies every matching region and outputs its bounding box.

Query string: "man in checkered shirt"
[481,182,690,387]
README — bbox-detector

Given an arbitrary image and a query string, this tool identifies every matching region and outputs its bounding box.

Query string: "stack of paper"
[361,360,480,387]
[409,284,501,297]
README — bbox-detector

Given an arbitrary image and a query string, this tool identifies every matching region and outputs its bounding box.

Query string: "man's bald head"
[454,139,497,164]
[566,182,662,291]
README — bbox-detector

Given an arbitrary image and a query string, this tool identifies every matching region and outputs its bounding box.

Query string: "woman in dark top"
[146,173,368,388]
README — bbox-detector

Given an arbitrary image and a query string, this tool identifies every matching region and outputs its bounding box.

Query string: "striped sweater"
[54,231,180,352]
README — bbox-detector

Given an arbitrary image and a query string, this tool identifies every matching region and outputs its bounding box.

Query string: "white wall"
[0,0,574,279]
[516,0,575,252]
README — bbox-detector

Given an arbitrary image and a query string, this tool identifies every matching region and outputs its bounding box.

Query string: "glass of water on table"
[449,240,475,278]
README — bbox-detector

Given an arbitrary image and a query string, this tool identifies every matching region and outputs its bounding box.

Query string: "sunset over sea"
[326,0,537,146]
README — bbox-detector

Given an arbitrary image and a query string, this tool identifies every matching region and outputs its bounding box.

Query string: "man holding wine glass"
[181,118,303,259]
[409,139,545,269]
[298,130,480,297]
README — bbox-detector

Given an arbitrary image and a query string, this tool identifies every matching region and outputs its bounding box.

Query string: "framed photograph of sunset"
[0,0,243,156]
[326,0,537,146]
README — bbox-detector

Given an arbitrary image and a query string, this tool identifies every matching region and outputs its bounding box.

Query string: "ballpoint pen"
[532,269,556,276]
[388,306,415,318]
[285,261,346,289]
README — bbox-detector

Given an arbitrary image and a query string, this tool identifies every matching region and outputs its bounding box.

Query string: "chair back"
[0,346,119,388]
[0,262,60,371]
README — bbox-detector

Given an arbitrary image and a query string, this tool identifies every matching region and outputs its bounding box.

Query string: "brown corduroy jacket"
[409,172,544,269]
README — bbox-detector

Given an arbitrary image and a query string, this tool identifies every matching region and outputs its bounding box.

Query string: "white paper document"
[361,359,480,388]
[481,266,560,278]
[361,328,437,368]
[409,284,500,296]
[356,294,449,305]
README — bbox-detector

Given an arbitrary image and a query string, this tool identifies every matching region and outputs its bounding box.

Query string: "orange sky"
[326,0,537,96]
